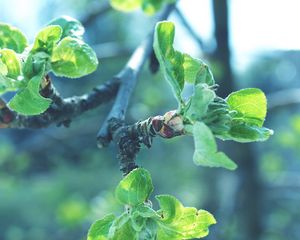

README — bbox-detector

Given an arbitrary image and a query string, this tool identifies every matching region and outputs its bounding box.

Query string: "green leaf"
[87,214,115,240]
[154,21,184,104]
[115,168,154,206]
[51,37,98,78]
[185,83,215,122]
[108,214,136,240]
[133,204,159,219]
[226,88,267,127]
[137,218,157,240]
[183,54,214,85]
[0,49,21,79]
[156,196,216,239]
[0,23,28,53]
[226,123,274,143]
[0,74,20,94]
[0,60,8,75]
[31,25,62,54]
[8,70,52,115]
[193,122,237,170]
[155,195,183,224]
[47,16,84,39]
[110,0,141,12]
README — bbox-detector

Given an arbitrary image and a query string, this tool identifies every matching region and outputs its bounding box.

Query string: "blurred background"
[1,0,300,239]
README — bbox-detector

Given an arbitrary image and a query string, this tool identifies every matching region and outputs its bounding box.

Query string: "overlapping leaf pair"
[153,21,273,170]
[88,168,216,240]
[0,16,98,115]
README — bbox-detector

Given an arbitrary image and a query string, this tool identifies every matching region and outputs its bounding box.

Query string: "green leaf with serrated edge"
[155,195,183,224]
[51,37,98,78]
[87,214,115,240]
[0,60,8,75]
[110,0,142,12]
[31,25,62,54]
[183,54,214,85]
[133,204,159,219]
[0,23,28,53]
[0,74,20,94]
[226,88,267,127]
[222,123,273,143]
[108,213,136,240]
[185,84,215,122]
[156,196,216,239]
[193,122,237,170]
[137,218,157,240]
[47,16,84,39]
[8,70,52,115]
[23,52,51,80]
[154,21,184,104]
[0,49,21,79]
[115,168,153,206]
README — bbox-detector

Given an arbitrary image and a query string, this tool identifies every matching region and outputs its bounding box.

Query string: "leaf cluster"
[0,16,98,115]
[153,21,274,170]
[88,168,216,240]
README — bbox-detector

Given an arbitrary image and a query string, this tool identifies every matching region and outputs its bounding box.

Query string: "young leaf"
[0,60,8,75]
[156,196,216,239]
[226,88,267,127]
[47,16,85,39]
[155,195,183,224]
[226,123,273,143]
[31,25,62,54]
[87,214,115,240]
[184,83,215,122]
[137,218,157,240]
[193,122,237,170]
[108,214,136,240]
[154,21,184,104]
[0,49,21,79]
[110,0,142,12]
[8,70,52,115]
[51,37,98,78]
[183,54,214,85]
[115,168,154,206]
[0,74,20,94]
[0,23,28,53]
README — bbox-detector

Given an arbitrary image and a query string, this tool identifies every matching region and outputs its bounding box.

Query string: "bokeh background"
[1,0,300,239]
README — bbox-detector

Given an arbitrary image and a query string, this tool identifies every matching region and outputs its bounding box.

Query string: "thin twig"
[3,80,119,129]
[97,3,176,148]
[174,7,204,50]
[81,1,112,27]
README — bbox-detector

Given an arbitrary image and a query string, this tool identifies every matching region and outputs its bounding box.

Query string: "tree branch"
[97,3,176,148]
[267,88,300,111]
[174,7,205,50]
[81,1,112,27]
[2,80,119,129]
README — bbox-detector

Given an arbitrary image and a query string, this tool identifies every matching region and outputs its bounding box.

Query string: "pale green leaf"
[225,123,274,143]
[0,49,21,78]
[137,218,157,240]
[47,16,84,39]
[156,196,216,239]
[110,0,142,12]
[155,195,183,224]
[0,60,8,75]
[193,122,237,170]
[51,37,98,78]
[183,54,214,85]
[0,22,28,53]
[0,74,20,94]
[31,25,62,54]
[154,21,184,103]
[226,88,267,127]
[87,214,115,240]
[8,71,52,115]
[185,83,215,122]
[115,168,154,206]
[108,214,135,240]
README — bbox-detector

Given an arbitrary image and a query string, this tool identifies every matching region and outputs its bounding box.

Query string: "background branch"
[97,3,176,148]
[267,88,300,111]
